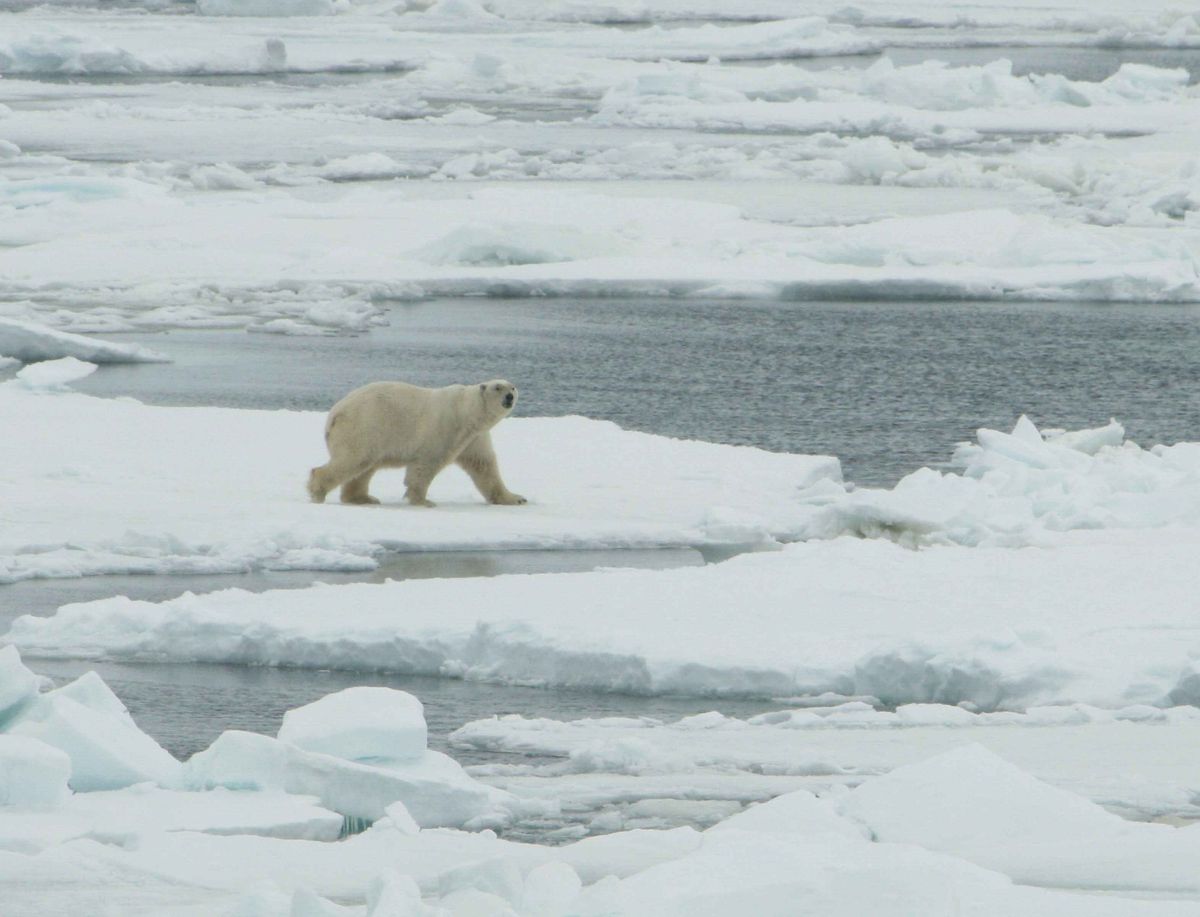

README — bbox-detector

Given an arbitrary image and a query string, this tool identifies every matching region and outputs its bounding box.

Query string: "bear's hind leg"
[308,458,367,504]
[340,467,380,505]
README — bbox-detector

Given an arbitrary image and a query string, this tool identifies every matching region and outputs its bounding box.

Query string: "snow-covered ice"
[7,669,181,791]
[15,517,1200,708]
[277,687,428,763]
[181,728,517,828]
[2,3,1200,332]
[0,380,840,583]
[5,374,1200,584]
[13,356,97,391]
[0,735,71,809]
[842,744,1200,893]
[0,318,169,366]
[455,704,1200,823]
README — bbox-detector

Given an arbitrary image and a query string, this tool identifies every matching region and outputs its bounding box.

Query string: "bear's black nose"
[503,394,514,407]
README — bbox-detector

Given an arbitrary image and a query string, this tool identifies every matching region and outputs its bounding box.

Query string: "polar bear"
[307,379,527,508]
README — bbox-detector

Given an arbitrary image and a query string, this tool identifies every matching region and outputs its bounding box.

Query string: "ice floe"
[1,184,1196,334]
[0,380,840,582]
[455,704,1200,823]
[0,318,168,366]
[12,523,1200,708]
[842,744,1200,892]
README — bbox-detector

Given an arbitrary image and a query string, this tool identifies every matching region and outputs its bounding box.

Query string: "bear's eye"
[494,385,500,390]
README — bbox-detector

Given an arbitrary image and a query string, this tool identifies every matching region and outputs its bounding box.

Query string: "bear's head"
[479,379,518,417]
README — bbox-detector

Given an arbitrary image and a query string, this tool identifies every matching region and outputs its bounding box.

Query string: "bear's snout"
[503,393,515,408]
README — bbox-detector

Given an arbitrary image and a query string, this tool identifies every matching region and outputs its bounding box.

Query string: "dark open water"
[66,297,1200,486]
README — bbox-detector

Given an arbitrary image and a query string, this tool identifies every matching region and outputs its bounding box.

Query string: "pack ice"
[3,643,1200,916]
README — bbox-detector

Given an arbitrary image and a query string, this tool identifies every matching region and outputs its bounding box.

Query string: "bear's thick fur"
[307,379,526,508]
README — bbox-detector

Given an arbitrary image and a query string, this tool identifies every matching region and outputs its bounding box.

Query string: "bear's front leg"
[456,432,527,506]
[403,464,437,507]
[489,490,527,506]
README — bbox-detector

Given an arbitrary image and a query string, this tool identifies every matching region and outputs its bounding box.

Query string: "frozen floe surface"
[455,705,1200,823]
[0,318,169,366]
[0,182,1196,335]
[13,520,1200,708]
[7,379,1200,707]
[5,376,1200,583]
[0,379,840,582]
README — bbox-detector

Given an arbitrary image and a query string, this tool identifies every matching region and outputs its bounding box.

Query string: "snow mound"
[842,744,1200,892]
[0,318,169,365]
[414,222,629,266]
[14,357,97,390]
[278,687,427,763]
[709,789,868,840]
[600,817,1168,917]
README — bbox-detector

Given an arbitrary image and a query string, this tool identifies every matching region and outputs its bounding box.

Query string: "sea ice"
[842,744,1200,892]
[277,687,428,763]
[0,382,840,583]
[197,0,336,16]
[0,317,169,365]
[6,671,181,791]
[16,520,1200,708]
[457,705,1200,822]
[180,727,516,828]
[0,735,71,809]
[14,357,97,390]
[0,644,41,725]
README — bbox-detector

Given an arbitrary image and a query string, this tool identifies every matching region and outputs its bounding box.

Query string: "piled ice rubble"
[595,59,1196,136]
[4,638,1200,915]
[0,647,521,835]
[807,414,1200,546]
[453,703,1200,823]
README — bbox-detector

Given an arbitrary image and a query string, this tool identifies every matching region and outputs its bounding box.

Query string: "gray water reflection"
[0,548,703,628]
[29,657,775,764]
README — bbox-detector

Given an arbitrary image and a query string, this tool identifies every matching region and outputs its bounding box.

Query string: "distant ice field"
[4,4,1200,339]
